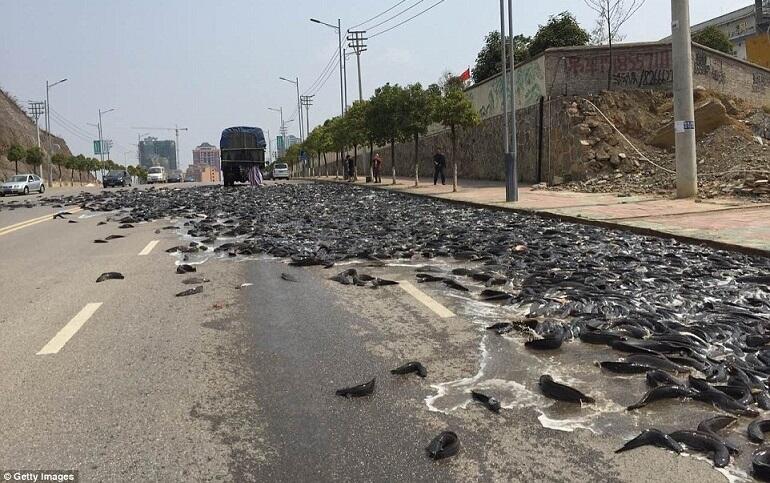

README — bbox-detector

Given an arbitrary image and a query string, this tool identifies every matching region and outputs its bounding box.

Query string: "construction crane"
[131,125,189,169]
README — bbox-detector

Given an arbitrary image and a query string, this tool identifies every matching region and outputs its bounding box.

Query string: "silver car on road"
[0,174,45,196]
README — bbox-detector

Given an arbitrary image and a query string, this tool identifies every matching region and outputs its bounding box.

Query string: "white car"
[272,163,290,180]
[1,174,45,196]
[147,166,168,183]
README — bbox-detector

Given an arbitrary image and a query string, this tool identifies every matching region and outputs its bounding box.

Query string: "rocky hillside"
[548,89,770,201]
[0,86,72,181]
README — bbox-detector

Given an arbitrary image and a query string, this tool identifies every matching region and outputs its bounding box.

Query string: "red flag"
[459,68,471,82]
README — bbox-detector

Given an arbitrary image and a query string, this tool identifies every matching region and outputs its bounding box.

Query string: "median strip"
[398,281,455,318]
[36,302,102,355]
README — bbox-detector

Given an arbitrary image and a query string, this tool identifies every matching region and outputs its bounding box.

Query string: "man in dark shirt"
[433,149,447,185]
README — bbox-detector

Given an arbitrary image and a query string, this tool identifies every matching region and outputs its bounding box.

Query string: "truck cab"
[220,126,266,186]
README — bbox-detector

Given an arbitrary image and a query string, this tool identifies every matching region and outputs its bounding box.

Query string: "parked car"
[0,174,45,196]
[272,162,290,180]
[184,175,196,182]
[103,170,131,188]
[168,173,183,183]
[146,166,168,184]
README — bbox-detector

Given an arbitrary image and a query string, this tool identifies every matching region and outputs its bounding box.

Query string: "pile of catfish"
[44,183,770,475]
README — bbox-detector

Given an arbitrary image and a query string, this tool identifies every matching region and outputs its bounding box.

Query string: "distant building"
[276,134,299,159]
[192,142,221,171]
[186,163,220,183]
[690,1,770,68]
[139,137,177,170]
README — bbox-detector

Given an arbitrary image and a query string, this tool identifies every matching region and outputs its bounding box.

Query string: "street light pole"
[45,78,67,185]
[507,0,519,202]
[672,0,697,198]
[310,17,345,118]
[280,76,304,142]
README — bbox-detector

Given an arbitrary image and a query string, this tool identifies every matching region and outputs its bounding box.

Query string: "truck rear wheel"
[223,170,234,187]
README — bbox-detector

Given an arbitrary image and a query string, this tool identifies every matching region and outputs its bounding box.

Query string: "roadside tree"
[528,12,590,57]
[7,144,26,174]
[25,147,45,175]
[584,0,646,89]
[432,85,480,192]
[472,31,532,83]
[692,26,735,55]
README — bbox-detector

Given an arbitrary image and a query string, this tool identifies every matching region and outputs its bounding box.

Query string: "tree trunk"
[58,165,62,181]
[323,152,327,177]
[353,144,358,180]
[14,161,18,174]
[390,138,396,184]
[451,126,458,192]
[413,133,419,187]
[70,168,75,186]
[335,151,340,179]
[607,17,613,91]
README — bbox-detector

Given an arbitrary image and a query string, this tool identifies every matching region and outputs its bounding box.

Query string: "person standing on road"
[433,148,447,185]
[372,153,382,183]
[248,164,263,187]
[346,154,356,182]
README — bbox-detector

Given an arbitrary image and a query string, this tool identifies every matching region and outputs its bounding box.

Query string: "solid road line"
[0,208,83,237]
[36,303,103,355]
[138,240,159,256]
[398,281,455,318]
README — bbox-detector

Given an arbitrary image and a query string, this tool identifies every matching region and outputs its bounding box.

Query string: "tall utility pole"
[46,78,67,185]
[506,0,518,202]
[98,108,116,163]
[300,95,314,138]
[347,29,369,180]
[671,0,697,198]
[28,102,46,176]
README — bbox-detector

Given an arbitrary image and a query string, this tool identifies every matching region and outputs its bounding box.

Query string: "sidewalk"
[308,175,770,256]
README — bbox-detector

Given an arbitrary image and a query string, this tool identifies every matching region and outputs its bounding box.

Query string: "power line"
[50,109,96,139]
[366,0,426,32]
[370,0,447,38]
[350,0,410,29]
[304,47,340,95]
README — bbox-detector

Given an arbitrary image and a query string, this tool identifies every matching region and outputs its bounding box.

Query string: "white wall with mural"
[465,56,546,120]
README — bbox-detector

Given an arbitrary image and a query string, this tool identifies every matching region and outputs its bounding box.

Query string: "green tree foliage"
[51,152,68,180]
[25,146,44,171]
[367,83,408,174]
[693,26,735,55]
[345,100,371,173]
[528,12,590,57]
[401,83,436,182]
[472,31,532,83]
[432,85,480,191]
[7,144,26,174]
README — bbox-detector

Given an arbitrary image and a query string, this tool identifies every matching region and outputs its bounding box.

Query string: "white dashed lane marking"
[138,240,159,256]
[36,303,103,355]
[398,281,455,318]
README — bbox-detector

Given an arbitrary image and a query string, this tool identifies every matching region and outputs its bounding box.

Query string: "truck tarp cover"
[220,126,266,150]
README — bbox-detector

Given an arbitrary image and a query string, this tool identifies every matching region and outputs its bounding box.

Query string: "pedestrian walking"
[433,148,447,185]
[372,153,382,183]
[346,154,356,182]
[248,164,263,187]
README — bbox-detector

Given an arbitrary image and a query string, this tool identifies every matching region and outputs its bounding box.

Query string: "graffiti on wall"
[694,51,727,84]
[466,57,545,119]
[754,71,770,93]
[566,50,671,76]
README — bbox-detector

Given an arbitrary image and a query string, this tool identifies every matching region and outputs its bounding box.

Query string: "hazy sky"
[1,0,744,168]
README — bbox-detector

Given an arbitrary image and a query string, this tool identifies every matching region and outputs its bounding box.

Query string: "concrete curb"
[302,177,770,259]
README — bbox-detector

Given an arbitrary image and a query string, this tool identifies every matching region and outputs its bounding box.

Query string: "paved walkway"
[308,175,770,256]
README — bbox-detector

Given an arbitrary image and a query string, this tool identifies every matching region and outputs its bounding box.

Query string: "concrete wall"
[544,42,770,106]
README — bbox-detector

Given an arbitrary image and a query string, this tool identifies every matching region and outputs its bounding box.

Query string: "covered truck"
[219,126,267,186]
